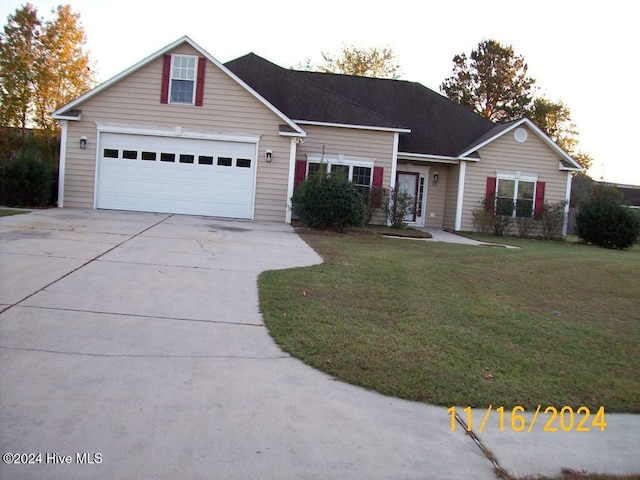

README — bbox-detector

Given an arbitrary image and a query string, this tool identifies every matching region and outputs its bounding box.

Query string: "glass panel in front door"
[397,173,418,222]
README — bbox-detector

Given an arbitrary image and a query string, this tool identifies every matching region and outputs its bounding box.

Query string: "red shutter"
[294,160,307,189]
[160,55,171,104]
[485,176,497,212]
[373,166,383,188]
[371,166,384,208]
[534,181,546,218]
[195,57,206,106]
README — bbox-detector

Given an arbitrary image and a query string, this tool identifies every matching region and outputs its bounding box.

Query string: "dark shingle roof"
[226,54,402,130]
[225,53,495,157]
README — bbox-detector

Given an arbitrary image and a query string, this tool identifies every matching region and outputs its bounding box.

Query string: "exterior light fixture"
[433,172,439,185]
[265,150,272,162]
[80,136,88,149]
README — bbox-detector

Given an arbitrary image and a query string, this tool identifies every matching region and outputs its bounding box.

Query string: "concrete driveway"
[1,209,638,479]
[0,209,495,480]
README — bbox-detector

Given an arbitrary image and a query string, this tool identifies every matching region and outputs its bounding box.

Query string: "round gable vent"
[514,128,528,143]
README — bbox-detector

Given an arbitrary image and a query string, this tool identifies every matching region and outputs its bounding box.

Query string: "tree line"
[0,3,94,136]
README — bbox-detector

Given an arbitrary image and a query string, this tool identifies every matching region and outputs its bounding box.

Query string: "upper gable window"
[170,55,197,104]
[161,54,205,106]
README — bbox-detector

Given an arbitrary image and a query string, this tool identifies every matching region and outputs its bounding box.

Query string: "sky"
[3,0,638,185]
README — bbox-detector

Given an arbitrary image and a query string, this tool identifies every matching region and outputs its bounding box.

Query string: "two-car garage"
[96,132,257,219]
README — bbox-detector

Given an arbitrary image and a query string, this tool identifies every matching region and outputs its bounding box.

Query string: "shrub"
[471,207,495,234]
[291,166,366,232]
[475,195,513,236]
[364,185,384,223]
[576,198,640,249]
[382,187,415,229]
[515,215,536,238]
[539,200,568,240]
[0,157,55,207]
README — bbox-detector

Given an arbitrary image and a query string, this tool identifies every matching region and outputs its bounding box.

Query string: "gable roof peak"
[51,36,304,135]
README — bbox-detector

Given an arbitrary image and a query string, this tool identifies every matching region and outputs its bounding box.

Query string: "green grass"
[258,231,640,413]
[0,208,29,217]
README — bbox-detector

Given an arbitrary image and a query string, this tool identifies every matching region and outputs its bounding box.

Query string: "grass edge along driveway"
[258,231,639,413]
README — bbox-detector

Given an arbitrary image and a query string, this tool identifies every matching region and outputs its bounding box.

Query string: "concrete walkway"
[412,227,520,248]
[1,209,638,479]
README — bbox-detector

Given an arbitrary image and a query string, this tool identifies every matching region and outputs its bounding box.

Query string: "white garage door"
[96,133,256,218]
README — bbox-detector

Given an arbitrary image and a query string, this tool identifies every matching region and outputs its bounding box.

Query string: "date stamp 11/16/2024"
[448,405,607,434]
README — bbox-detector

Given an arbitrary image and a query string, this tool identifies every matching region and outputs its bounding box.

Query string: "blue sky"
[3,0,638,185]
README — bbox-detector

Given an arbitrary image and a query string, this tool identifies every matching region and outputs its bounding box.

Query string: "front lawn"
[258,232,639,412]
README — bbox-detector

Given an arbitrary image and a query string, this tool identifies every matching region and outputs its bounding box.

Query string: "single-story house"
[52,36,582,233]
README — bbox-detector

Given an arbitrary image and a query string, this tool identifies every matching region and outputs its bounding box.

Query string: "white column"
[57,120,68,208]
[285,137,299,223]
[563,172,573,237]
[390,132,399,189]
[455,160,467,231]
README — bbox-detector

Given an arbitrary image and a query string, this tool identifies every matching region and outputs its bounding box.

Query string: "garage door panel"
[96,133,255,218]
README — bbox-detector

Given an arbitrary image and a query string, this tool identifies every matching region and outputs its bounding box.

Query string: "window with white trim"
[170,55,197,104]
[307,160,374,197]
[496,177,536,218]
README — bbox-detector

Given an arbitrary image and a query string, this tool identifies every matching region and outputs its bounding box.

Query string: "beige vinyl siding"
[424,164,448,228]
[297,125,396,188]
[443,163,460,230]
[62,43,291,222]
[460,125,569,232]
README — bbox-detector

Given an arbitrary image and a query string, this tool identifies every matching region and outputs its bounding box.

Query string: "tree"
[304,44,401,79]
[570,172,594,208]
[529,97,577,153]
[0,4,94,135]
[34,5,94,133]
[529,97,593,171]
[0,3,42,134]
[440,39,535,122]
[442,39,593,172]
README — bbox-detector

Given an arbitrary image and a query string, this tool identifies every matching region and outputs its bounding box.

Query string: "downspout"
[455,160,467,231]
[563,172,573,237]
[285,137,299,224]
[57,120,68,208]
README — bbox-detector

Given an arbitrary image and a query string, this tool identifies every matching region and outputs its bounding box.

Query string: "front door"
[397,172,419,223]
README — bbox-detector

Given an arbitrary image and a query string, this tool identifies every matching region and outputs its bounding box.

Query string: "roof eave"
[51,110,81,121]
[295,119,410,134]
[398,152,477,164]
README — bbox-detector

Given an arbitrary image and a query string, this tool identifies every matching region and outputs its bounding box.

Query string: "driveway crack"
[0,345,290,360]
[196,239,217,258]
[0,214,174,316]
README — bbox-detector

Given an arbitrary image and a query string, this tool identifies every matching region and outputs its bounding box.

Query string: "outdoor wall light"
[80,136,88,149]
[265,149,272,162]
[433,172,440,185]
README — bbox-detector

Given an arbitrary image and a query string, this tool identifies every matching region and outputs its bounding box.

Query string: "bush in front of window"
[473,194,513,236]
[472,207,495,234]
[515,215,536,238]
[576,198,640,249]
[291,166,366,232]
